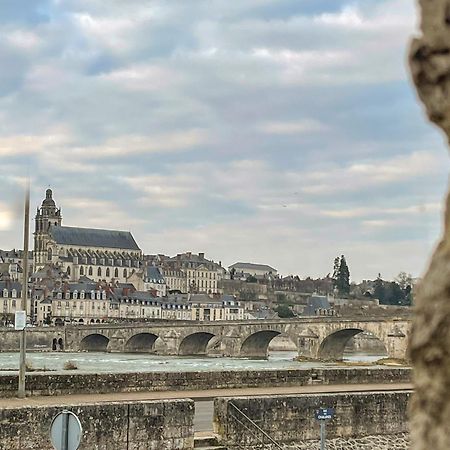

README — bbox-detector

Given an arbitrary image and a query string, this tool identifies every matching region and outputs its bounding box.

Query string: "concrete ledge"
[0,367,411,397]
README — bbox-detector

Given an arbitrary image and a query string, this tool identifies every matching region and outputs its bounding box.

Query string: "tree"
[274,304,295,318]
[374,274,385,303]
[395,272,413,290]
[246,275,257,283]
[333,255,350,296]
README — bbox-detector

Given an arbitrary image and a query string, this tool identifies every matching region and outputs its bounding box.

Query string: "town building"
[164,252,225,294]
[229,262,278,278]
[0,249,33,282]
[127,266,167,297]
[162,268,188,293]
[0,281,22,324]
[33,189,142,283]
[188,294,244,321]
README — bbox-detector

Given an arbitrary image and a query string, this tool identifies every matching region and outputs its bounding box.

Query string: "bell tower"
[34,189,62,268]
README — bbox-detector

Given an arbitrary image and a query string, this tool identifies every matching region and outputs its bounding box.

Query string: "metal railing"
[228,402,284,449]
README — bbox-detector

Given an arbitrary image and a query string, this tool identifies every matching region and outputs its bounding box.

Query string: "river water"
[0,351,395,374]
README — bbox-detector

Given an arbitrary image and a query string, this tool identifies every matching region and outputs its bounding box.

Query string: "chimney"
[199,252,205,259]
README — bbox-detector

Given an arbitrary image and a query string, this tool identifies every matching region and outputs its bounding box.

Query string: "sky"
[0,0,448,282]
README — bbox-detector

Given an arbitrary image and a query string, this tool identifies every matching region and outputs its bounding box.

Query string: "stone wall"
[0,399,194,450]
[284,434,409,450]
[0,367,411,398]
[214,391,410,449]
[0,328,64,352]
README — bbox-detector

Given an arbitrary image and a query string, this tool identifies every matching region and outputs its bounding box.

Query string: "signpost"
[14,311,26,331]
[50,410,82,450]
[315,407,335,450]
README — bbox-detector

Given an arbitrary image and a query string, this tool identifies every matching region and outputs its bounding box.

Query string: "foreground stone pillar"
[409,1,450,449]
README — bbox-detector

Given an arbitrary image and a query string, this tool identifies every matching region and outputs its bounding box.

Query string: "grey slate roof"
[229,262,277,272]
[49,226,140,251]
[145,266,165,283]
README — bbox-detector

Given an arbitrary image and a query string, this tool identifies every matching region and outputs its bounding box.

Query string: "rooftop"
[50,226,140,251]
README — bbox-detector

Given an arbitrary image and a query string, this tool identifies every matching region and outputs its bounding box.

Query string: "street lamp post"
[18,183,30,398]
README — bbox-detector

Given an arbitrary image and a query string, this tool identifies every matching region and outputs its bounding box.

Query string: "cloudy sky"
[0,0,448,281]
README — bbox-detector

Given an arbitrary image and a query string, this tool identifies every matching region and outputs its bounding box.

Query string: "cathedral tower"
[34,189,62,268]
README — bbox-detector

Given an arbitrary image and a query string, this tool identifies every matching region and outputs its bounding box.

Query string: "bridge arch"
[178,332,216,356]
[125,333,159,353]
[318,328,388,361]
[80,333,109,352]
[240,330,282,358]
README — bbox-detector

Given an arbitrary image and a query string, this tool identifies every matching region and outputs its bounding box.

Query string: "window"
[106,268,110,277]
[114,268,119,278]
[11,289,16,298]
[73,291,78,299]
[12,300,16,307]
[88,267,93,276]
[2,289,7,298]
[80,291,85,299]
[80,266,84,276]
[123,268,127,278]
[47,248,52,261]
[98,267,102,277]
[67,266,71,276]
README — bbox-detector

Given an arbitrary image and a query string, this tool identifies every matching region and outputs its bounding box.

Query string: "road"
[0,383,413,431]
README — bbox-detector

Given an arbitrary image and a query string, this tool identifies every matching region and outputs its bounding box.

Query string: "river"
[0,351,396,374]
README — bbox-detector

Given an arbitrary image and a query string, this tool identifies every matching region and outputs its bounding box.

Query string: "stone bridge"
[63,317,411,360]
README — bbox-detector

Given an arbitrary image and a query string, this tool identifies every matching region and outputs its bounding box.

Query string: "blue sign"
[315,408,335,420]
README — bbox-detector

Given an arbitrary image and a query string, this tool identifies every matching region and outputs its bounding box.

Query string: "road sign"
[50,410,82,450]
[14,311,26,331]
[315,408,335,421]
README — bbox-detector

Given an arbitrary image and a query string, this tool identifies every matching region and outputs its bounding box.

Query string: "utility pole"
[18,182,30,398]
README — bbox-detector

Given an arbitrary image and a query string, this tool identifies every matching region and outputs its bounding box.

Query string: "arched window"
[80,291,85,299]
[106,268,110,277]
[73,290,78,299]
[114,268,119,278]
[123,268,127,278]
[80,266,84,276]
[88,267,93,276]
[3,289,8,298]
[47,248,52,261]
[67,266,71,276]
[97,267,102,277]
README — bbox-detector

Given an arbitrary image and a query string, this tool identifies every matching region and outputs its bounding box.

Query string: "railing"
[228,401,284,449]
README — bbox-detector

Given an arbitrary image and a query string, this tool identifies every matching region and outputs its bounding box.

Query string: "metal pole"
[320,420,326,450]
[18,182,30,398]
[61,411,69,450]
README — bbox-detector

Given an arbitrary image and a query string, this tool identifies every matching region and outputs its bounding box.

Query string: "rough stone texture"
[214,391,410,449]
[409,1,450,450]
[0,399,194,450]
[0,367,411,398]
[281,433,409,450]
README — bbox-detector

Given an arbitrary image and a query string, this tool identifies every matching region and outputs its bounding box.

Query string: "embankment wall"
[214,391,411,449]
[0,399,194,450]
[0,367,411,398]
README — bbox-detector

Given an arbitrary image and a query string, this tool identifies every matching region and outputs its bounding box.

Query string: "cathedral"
[34,189,142,283]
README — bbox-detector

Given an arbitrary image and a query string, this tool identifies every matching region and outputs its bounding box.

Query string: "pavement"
[0,382,412,408]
